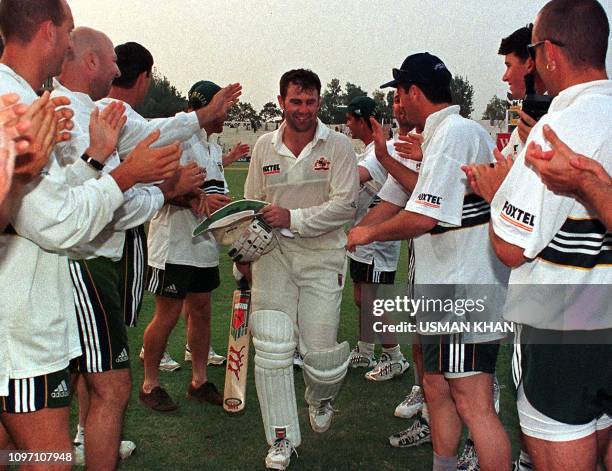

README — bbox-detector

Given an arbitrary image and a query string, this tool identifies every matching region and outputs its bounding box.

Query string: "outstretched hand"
[369,117,392,162]
[525,124,611,194]
[394,132,423,161]
[462,148,514,203]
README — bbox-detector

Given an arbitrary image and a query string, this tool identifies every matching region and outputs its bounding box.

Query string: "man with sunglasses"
[347,52,511,471]
[485,1,612,469]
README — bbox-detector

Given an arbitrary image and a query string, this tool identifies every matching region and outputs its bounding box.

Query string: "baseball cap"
[380,52,452,89]
[188,80,221,109]
[338,95,377,119]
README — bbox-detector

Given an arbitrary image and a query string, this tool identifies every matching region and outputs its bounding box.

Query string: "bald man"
[52,27,205,470]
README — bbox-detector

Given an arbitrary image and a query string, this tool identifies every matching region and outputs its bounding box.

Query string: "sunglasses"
[527,39,566,60]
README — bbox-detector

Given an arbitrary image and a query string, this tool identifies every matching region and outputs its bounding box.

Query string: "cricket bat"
[223,289,251,413]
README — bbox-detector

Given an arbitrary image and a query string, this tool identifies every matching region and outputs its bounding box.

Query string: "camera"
[521,73,552,122]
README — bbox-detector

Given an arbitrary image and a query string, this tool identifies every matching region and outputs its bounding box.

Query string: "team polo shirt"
[148,132,228,268]
[244,119,359,251]
[491,80,612,330]
[405,106,510,342]
[377,134,421,207]
[97,98,201,160]
[52,81,164,261]
[500,127,524,159]
[349,141,401,271]
[0,65,124,395]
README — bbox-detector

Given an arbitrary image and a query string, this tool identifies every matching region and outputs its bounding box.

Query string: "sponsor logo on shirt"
[314,157,331,171]
[415,193,442,209]
[500,201,535,232]
[263,163,281,175]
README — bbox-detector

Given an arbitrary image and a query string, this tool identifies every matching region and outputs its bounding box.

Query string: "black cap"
[381,52,452,89]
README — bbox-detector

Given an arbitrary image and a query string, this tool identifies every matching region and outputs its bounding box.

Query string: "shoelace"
[402,387,423,406]
[457,442,477,466]
[398,420,423,438]
[271,439,298,458]
[315,400,338,416]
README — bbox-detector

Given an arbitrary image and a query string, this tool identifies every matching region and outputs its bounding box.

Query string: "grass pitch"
[91,162,520,470]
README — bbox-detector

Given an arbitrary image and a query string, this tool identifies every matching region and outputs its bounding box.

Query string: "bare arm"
[347,209,436,252]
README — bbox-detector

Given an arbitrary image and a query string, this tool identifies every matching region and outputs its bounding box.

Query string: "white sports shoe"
[457,438,479,471]
[388,417,431,448]
[364,353,409,381]
[308,399,337,433]
[73,443,85,466]
[348,346,376,369]
[139,347,181,372]
[292,349,304,369]
[119,440,137,460]
[265,438,296,470]
[184,345,226,365]
[208,347,226,366]
[394,385,424,418]
[72,440,136,465]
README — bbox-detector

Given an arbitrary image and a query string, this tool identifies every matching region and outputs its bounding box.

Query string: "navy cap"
[381,52,452,89]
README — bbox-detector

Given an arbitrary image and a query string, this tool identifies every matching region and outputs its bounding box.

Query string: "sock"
[433,452,457,471]
[74,424,85,444]
[421,402,430,423]
[382,345,402,361]
[413,366,420,384]
[357,341,374,356]
[519,449,532,466]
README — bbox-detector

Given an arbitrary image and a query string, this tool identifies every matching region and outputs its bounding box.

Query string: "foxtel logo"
[415,193,441,208]
[500,201,535,232]
[263,164,281,175]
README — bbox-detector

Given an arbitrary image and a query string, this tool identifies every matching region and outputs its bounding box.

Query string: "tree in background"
[227,102,262,131]
[482,95,508,126]
[319,78,344,124]
[136,69,187,118]
[372,90,393,124]
[450,75,474,118]
[259,101,282,122]
[344,82,367,104]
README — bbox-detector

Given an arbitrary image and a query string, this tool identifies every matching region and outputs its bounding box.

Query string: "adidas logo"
[116,348,129,363]
[51,380,70,399]
[164,284,178,294]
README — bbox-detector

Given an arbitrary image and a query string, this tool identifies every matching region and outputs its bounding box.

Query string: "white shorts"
[517,384,612,441]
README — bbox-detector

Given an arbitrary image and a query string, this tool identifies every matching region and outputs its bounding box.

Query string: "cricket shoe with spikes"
[348,346,376,369]
[364,353,409,381]
[265,438,297,470]
[389,416,431,448]
[394,384,424,418]
[457,438,480,471]
[308,399,337,433]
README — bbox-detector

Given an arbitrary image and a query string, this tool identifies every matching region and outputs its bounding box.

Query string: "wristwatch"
[81,152,104,170]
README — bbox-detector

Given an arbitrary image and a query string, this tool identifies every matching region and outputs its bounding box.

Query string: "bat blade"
[223,289,251,413]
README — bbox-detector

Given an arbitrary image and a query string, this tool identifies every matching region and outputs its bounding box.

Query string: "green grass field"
[97,163,520,470]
